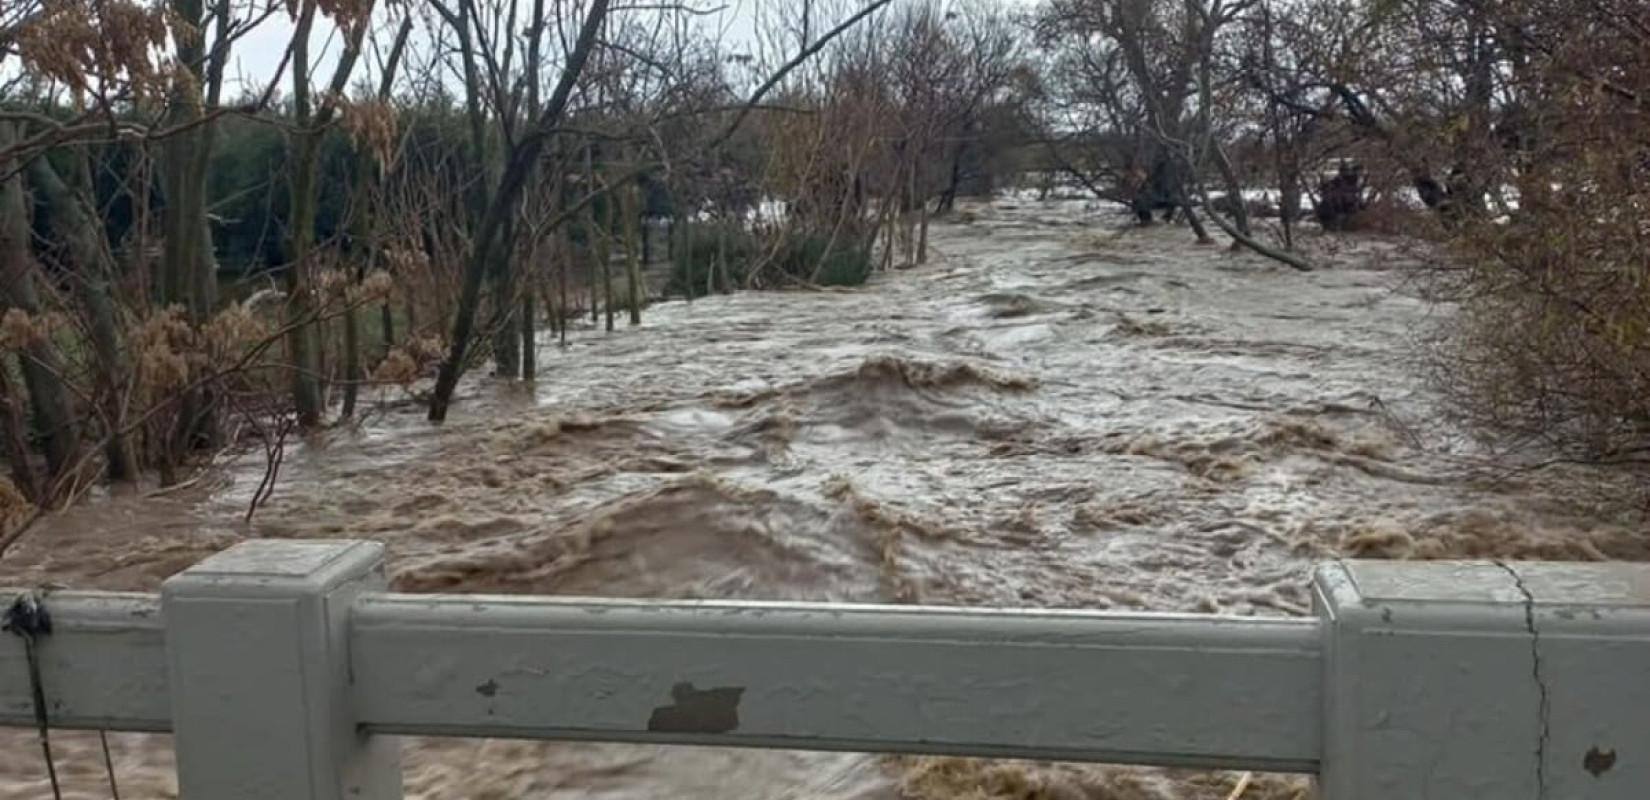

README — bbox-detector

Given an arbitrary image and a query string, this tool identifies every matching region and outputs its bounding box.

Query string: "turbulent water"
[1,197,1644,800]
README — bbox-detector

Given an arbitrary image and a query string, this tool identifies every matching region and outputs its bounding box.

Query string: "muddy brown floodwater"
[1,197,1646,799]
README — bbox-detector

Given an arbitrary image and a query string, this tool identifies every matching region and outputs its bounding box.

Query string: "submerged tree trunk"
[558,223,571,347]
[341,152,374,419]
[160,0,227,458]
[285,127,326,427]
[714,222,727,295]
[492,211,521,377]
[521,0,546,380]
[285,0,371,425]
[520,291,536,379]
[284,4,326,428]
[429,0,611,421]
[341,298,361,418]
[937,146,964,214]
[601,182,615,332]
[1209,146,1252,239]
[903,160,919,264]
[917,198,931,265]
[1181,203,1214,244]
[622,181,642,325]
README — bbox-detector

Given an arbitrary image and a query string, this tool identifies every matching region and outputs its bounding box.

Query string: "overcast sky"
[217,0,1035,97]
[222,0,795,96]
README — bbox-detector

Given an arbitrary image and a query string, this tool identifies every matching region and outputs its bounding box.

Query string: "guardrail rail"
[0,539,1644,798]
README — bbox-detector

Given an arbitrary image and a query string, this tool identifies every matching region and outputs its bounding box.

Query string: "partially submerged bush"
[1424,7,1650,475]
[667,223,874,298]
[1431,203,1650,460]
[665,222,757,298]
[767,227,874,288]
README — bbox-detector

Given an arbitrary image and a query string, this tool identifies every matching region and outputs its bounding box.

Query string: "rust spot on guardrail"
[648,682,744,734]
[1584,746,1616,777]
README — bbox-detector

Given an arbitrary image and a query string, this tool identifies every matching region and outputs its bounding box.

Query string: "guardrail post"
[1315,560,1650,800]
[162,539,402,799]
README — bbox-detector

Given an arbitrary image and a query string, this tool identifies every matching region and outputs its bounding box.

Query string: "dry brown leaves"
[0,477,31,537]
[0,309,48,351]
[14,0,169,98]
[351,269,395,304]
[285,0,373,36]
[201,302,274,359]
[371,335,445,386]
[129,306,196,405]
[338,98,397,168]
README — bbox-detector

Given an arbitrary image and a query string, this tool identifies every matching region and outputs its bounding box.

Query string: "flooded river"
[0,197,1643,799]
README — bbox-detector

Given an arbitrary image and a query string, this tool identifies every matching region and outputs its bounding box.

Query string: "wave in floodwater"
[2,197,1646,800]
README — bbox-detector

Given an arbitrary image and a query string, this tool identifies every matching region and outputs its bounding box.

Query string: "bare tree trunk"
[341,304,362,418]
[429,0,611,421]
[937,146,964,214]
[0,126,76,485]
[285,3,326,428]
[671,216,691,302]
[558,223,571,347]
[520,291,536,378]
[622,181,643,325]
[714,222,726,295]
[598,172,616,330]
[917,198,931,265]
[1258,6,1296,249]
[341,159,372,419]
[903,161,919,264]
[285,138,325,426]
[0,360,38,502]
[1195,181,1313,270]
[1189,9,1251,243]
[286,0,372,426]
[1180,203,1214,244]
[640,215,652,266]
[521,0,546,378]
[667,216,677,264]
[492,211,521,376]
[25,155,138,480]
[551,267,564,338]
[161,0,229,457]
[380,301,396,352]
[1209,145,1252,238]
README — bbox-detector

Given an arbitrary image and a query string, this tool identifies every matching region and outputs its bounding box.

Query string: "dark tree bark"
[430,0,611,422]
[26,156,138,479]
[622,178,643,326]
[0,125,77,485]
[284,2,327,427]
[0,360,38,502]
[286,0,371,427]
[492,211,521,377]
[343,16,414,420]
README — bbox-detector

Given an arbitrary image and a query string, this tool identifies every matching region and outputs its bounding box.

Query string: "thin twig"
[99,730,120,800]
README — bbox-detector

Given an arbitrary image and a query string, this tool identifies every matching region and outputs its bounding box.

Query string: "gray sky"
[220,0,771,97]
[219,0,1034,98]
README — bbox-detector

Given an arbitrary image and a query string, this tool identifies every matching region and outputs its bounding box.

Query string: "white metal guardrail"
[0,539,1644,798]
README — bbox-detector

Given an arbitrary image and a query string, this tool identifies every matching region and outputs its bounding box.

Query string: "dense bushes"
[1421,1,1650,469]
[1431,183,1650,462]
[666,223,874,298]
